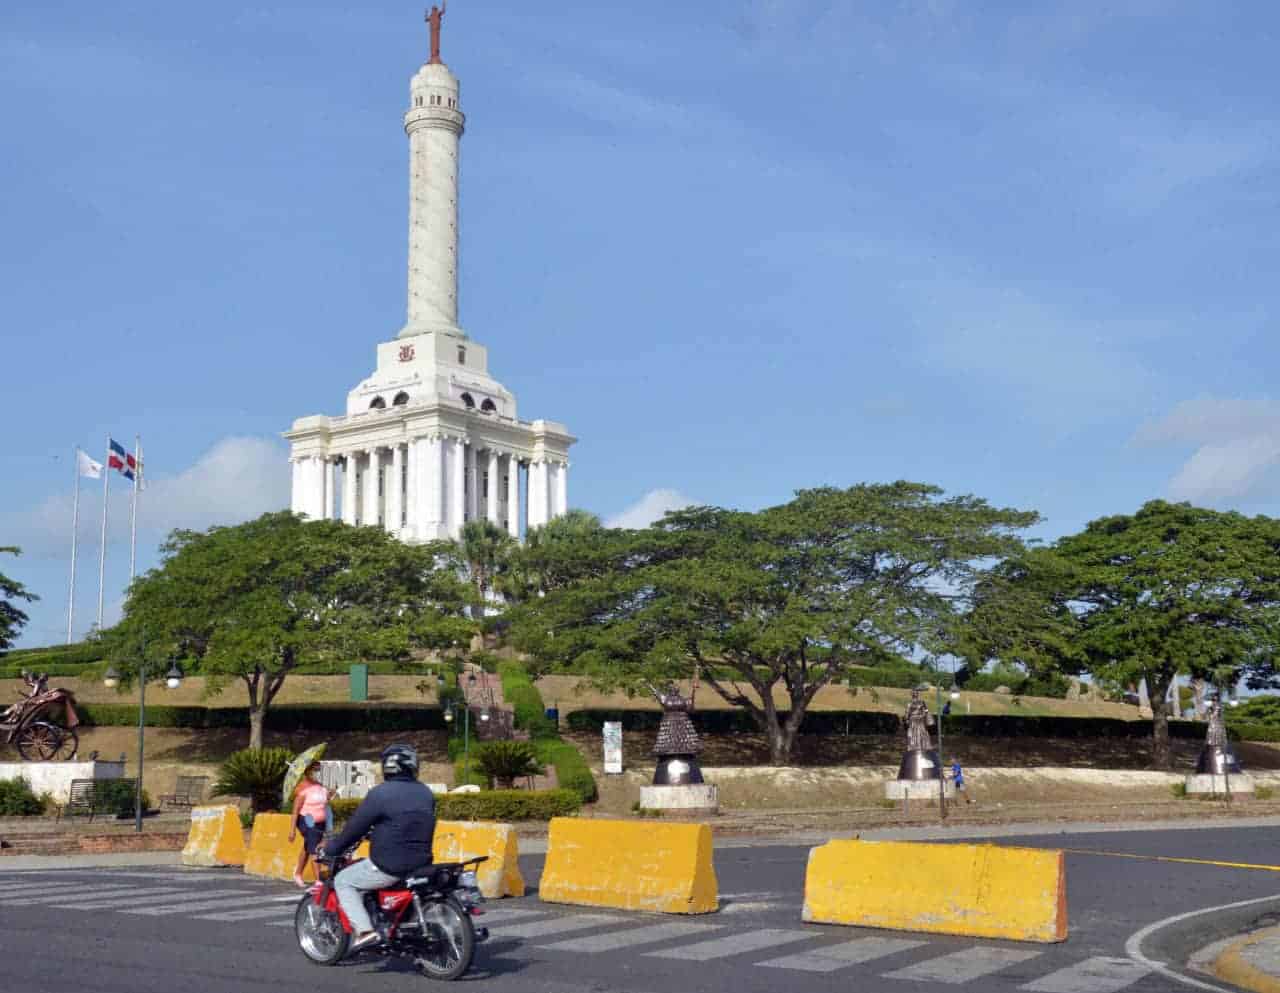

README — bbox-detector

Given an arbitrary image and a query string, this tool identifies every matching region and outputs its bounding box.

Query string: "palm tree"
[458,519,515,608]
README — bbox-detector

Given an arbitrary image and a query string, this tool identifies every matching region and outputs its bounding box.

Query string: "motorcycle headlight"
[459,870,479,890]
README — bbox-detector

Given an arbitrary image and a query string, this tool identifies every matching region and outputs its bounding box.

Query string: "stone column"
[342,455,358,525]
[486,450,501,526]
[528,460,547,530]
[424,435,445,540]
[324,459,337,520]
[290,459,304,515]
[309,456,327,520]
[465,443,479,523]
[506,456,520,537]
[363,449,381,526]
[449,437,466,539]
[389,444,404,533]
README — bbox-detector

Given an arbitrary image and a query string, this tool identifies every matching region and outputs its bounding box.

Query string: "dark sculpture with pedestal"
[1186,697,1253,795]
[639,684,718,812]
[885,686,953,800]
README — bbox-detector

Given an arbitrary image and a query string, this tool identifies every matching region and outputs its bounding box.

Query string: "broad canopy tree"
[106,512,474,748]
[510,483,1038,764]
[0,547,37,651]
[960,500,1280,768]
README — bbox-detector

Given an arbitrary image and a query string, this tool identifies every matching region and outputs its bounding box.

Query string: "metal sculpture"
[649,683,704,786]
[1,671,81,761]
[897,685,941,781]
[1195,696,1242,775]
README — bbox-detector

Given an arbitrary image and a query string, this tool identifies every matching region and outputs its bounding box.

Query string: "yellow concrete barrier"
[181,805,246,867]
[433,820,524,898]
[538,817,718,914]
[244,813,313,882]
[803,839,1067,943]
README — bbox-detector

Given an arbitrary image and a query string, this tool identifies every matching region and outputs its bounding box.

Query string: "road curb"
[1215,926,1280,993]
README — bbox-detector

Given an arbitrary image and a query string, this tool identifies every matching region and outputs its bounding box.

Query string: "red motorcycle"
[295,850,490,981]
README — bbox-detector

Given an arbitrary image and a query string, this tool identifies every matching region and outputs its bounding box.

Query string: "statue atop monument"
[903,686,935,752]
[426,3,446,64]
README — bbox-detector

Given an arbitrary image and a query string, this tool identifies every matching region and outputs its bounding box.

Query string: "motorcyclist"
[319,743,437,954]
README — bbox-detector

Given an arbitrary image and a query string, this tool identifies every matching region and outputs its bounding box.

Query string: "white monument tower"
[285,7,575,541]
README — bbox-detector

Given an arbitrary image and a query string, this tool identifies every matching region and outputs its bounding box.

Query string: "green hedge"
[329,788,580,823]
[497,661,556,739]
[565,708,1208,740]
[536,739,598,803]
[0,642,107,668]
[77,703,447,731]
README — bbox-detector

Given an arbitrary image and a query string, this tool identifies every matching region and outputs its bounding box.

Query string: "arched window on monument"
[480,399,497,414]
[457,345,466,365]
[392,392,410,407]
[460,392,476,409]
[369,396,386,410]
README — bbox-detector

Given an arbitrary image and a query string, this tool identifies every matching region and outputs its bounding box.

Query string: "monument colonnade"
[290,436,568,540]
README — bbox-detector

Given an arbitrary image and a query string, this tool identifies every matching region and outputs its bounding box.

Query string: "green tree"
[105,512,475,748]
[458,519,515,606]
[961,501,1280,768]
[499,509,608,605]
[511,483,1037,764]
[0,547,37,651]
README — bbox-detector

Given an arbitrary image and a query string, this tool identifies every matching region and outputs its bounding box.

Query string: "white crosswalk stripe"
[1021,956,1152,993]
[647,928,815,961]
[497,913,620,939]
[0,882,87,898]
[759,937,927,973]
[120,891,264,915]
[884,947,1042,984]
[52,888,192,909]
[196,895,308,921]
[539,921,724,953]
[4,885,156,906]
[473,908,550,925]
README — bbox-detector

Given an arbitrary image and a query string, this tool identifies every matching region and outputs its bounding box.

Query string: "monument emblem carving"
[399,344,415,362]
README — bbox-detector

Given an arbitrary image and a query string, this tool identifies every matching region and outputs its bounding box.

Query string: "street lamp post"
[104,657,183,833]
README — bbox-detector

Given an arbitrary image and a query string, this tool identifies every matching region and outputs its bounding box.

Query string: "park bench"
[159,775,208,810]
[57,778,138,822]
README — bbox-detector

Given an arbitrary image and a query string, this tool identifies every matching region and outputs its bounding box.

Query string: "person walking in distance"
[289,761,334,887]
[950,757,973,804]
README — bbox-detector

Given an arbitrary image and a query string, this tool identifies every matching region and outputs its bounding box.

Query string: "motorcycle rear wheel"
[295,896,350,965]
[413,897,475,981]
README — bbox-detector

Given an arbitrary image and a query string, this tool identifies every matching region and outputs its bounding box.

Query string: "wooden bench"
[57,778,138,822]
[159,775,208,810]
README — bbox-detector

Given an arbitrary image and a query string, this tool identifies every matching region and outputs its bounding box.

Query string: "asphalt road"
[4,824,1279,993]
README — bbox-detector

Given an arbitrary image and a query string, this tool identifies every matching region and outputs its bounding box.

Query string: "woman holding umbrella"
[286,746,335,888]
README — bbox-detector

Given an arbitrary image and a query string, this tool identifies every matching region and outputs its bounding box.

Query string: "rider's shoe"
[349,931,382,954]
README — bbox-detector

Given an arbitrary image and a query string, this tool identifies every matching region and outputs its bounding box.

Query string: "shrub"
[329,798,360,825]
[0,777,44,816]
[95,780,152,819]
[212,748,293,813]
[436,788,579,821]
[476,741,542,789]
[76,703,448,731]
[452,757,491,790]
[497,661,555,739]
[536,739,597,803]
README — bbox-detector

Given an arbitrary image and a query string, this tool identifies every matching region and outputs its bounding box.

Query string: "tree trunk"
[249,706,265,751]
[1149,672,1174,770]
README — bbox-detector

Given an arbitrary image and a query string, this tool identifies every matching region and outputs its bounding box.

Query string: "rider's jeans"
[335,858,399,934]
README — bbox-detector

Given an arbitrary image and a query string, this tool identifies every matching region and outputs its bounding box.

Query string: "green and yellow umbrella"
[282,742,327,806]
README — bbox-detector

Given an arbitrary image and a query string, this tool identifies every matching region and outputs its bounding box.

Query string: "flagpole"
[129,435,141,580]
[97,436,110,630]
[67,448,81,644]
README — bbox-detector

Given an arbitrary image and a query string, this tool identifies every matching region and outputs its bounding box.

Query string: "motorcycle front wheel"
[295,896,350,965]
[413,896,475,981]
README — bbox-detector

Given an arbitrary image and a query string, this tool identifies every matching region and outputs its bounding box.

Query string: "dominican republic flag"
[108,439,138,481]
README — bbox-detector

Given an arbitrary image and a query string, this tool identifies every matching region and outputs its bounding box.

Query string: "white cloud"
[1134,397,1280,503]
[6,435,290,557]
[605,488,697,530]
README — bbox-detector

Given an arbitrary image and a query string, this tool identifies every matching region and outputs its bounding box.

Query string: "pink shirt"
[297,781,328,822]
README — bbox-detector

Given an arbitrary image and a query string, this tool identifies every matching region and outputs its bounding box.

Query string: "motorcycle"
[295,849,490,981]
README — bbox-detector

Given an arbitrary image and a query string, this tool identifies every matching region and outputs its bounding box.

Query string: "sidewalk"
[0,850,183,870]
[1210,926,1280,993]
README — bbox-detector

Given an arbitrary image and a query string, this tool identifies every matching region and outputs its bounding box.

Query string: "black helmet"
[380,742,419,779]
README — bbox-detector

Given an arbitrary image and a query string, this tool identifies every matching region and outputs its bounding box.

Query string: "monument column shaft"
[325,459,337,520]
[364,449,381,526]
[404,441,418,537]
[342,456,358,525]
[466,444,479,522]
[506,456,520,537]
[389,444,404,532]
[555,462,568,517]
[448,438,465,538]
[486,451,500,525]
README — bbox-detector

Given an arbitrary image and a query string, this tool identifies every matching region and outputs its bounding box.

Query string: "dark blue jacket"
[327,777,436,876]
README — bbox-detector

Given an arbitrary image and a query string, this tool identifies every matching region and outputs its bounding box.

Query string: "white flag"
[77,449,103,479]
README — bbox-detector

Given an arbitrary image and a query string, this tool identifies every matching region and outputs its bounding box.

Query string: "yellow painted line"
[1062,849,1280,872]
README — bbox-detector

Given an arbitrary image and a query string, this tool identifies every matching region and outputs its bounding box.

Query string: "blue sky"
[3,1,1277,648]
